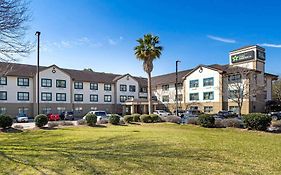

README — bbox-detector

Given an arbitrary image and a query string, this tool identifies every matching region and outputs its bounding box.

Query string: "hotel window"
[176,83,183,90]
[104,95,112,102]
[57,107,66,114]
[203,92,214,100]
[56,93,66,101]
[0,91,7,100]
[104,84,112,91]
[74,82,83,89]
[74,94,83,101]
[120,95,127,102]
[128,96,134,100]
[229,106,239,114]
[56,80,66,88]
[17,78,29,86]
[129,85,136,92]
[17,92,29,101]
[140,87,147,93]
[204,106,213,113]
[120,84,127,91]
[90,94,98,102]
[74,107,83,114]
[162,84,169,91]
[228,90,240,99]
[189,93,199,101]
[41,78,52,87]
[90,83,98,90]
[190,80,199,88]
[203,77,214,86]
[42,107,52,115]
[18,107,29,114]
[0,107,7,115]
[0,77,7,85]
[162,95,169,102]
[41,92,52,101]
[228,74,241,83]
[175,94,183,101]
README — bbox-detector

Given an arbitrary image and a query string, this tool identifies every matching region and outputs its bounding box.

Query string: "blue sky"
[22,0,281,77]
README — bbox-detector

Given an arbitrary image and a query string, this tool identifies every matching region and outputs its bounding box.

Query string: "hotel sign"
[231,51,254,63]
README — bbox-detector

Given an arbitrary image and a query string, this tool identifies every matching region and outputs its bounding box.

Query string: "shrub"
[48,122,59,128]
[140,114,152,123]
[150,114,160,123]
[272,120,281,128]
[214,118,225,128]
[109,114,120,125]
[85,113,97,126]
[123,115,133,123]
[243,113,272,131]
[187,117,199,125]
[198,114,215,128]
[164,115,181,124]
[0,115,13,129]
[222,118,243,128]
[77,119,86,125]
[13,124,24,130]
[97,118,108,125]
[34,114,48,128]
[60,121,74,126]
[132,113,141,122]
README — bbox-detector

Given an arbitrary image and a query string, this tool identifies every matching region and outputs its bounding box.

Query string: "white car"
[83,111,108,121]
[16,113,29,123]
[153,110,170,117]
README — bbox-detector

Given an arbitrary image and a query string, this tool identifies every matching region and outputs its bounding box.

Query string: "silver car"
[16,113,29,123]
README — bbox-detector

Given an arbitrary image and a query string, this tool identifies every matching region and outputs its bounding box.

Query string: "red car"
[47,113,60,121]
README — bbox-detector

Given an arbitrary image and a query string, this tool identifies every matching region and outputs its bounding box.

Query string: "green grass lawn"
[0,123,281,175]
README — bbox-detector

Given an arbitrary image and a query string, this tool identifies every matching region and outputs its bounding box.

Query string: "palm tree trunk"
[147,72,152,114]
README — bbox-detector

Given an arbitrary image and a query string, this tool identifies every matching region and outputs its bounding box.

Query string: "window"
[17,78,29,86]
[74,94,83,101]
[189,93,199,101]
[129,85,136,92]
[18,107,29,114]
[56,80,66,88]
[90,83,98,90]
[228,74,241,83]
[203,92,214,100]
[120,95,127,102]
[203,77,214,86]
[190,80,199,88]
[229,106,239,114]
[41,92,52,101]
[204,106,213,113]
[0,77,7,85]
[162,95,169,102]
[175,94,183,101]
[42,107,52,114]
[56,93,66,101]
[228,90,240,99]
[74,82,83,89]
[128,96,134,100]
[0,91,7,100]
[41,79,52,87]
[0,107,7,115]
[140,87,147,93]
[176,83,183,90]
[90,94,98,102]
[57,107,66,114]
[17,92,29,101]
[120,84,127,91]
[74,107,83,114]
[162,84,169,91]
[104,84,112,91]
[104,95,112,102]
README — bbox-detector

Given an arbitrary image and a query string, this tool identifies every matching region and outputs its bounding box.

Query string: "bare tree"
[272,79,281,101]
[0,0,32,62]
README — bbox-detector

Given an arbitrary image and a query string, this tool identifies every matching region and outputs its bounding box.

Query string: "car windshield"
[18,113,26,117]
[67,112,73,115]
[95,112,107,116]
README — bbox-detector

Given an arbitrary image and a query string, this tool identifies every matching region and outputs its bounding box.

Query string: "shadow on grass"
[0,128,23,133]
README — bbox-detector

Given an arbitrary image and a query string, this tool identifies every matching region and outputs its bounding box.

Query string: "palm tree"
[134,34,163,114]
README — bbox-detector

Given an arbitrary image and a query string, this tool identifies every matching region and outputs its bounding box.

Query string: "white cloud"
[258,43,281,48]
[207,35,236,43]
[108,38,117,45]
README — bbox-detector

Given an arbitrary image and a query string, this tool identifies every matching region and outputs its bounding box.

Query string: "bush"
[77,119,86,125]
[123,115,133,123]
[164,115,181,124]
[243,113,272,131]
[60,121,74,126]
[85,113,97,126]
[214,118,225,128]
[272,120,281,128]
[48,122,59,128]
[96,118,108,125]
[0,115,13,129]
[150,114,160,123]
[140,114,152,123]
[187,117,199,125]
[221,118,243,128]
[34,114,48,128]
[132,113,141,122]
[109,114,120,125]
[13,124,24,130]
[198,114,215,128]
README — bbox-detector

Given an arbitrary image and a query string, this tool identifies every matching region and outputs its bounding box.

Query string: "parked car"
[83,111,108,121]
[153,110,170,117]
[214,110,237,119]
[269,111,281,120]
[183,109,202,118]
[64,111,75,120]
[47,113,60,121]
[16,113,29,123]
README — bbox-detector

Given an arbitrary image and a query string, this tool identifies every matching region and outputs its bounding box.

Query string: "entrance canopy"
[122,99,159,115]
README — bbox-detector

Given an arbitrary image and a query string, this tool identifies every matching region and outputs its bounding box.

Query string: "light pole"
[35,31,41,115]
[175,60,181,116]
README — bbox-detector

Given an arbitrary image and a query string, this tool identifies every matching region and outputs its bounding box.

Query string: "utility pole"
[35,31,41,115]
[175,60,181,116]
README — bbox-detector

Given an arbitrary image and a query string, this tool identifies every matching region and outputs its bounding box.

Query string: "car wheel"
[272,115,278,120]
